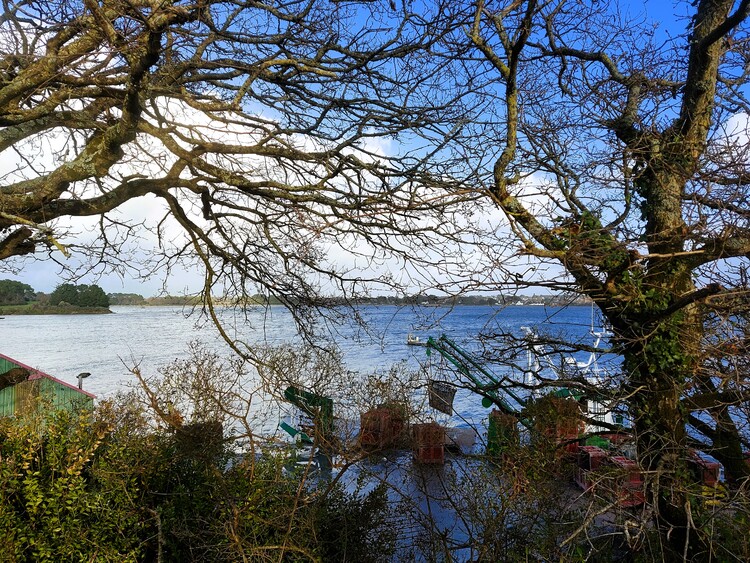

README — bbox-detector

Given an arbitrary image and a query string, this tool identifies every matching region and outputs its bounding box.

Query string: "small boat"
[407,334,427,346]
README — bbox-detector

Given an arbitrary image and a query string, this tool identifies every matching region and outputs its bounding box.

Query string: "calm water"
[0,304,605,431]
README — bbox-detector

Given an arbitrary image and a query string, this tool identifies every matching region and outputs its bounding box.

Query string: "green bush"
[0,406,143,562]
[0,395,396,562]
[0,280,35,305]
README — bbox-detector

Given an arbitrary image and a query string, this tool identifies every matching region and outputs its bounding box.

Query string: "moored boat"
[406,334,426,346]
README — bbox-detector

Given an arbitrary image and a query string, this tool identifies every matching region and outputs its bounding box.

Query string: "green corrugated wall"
[0,356,21,374]
[0,356,22,416]
[0,357,93,416]
[0,385,15,416]
[42,378,93,411]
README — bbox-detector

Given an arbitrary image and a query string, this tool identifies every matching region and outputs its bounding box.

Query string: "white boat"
[407,334,427,346]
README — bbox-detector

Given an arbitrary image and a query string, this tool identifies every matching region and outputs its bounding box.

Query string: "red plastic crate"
[578,445,608,471]
[415,445,445,464]
[413,422,445,464]
[618,481,646,507]
[610,456,642,483]
[609,456,645,507]
[360,408,393,448]
[688,453,720,486]
[540,417,584,454]
[390,411,405,442]
[560,433,581,455]
[557,419,584,437]
[575,467,595,491]
[414,422,445,445]
[575,446,608,491]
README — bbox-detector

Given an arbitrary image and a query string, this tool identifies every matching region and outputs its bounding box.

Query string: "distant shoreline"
[108,292,592,308]
[0,300,593,313]
[108,301,592,309]
[0,305,112,315]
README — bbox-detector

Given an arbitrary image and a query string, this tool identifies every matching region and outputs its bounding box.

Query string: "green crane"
[280,385,334,445]
[425,335,528,420]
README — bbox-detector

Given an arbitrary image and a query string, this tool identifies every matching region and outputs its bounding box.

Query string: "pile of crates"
[532,396,585,455]
[555,418,586,455]
[412,422,445,464]
[575,445,608,491]
[688,451,721,486]
[688,451,725,505]
[608,456,646,507]
[576,446,729,509]
[359,410,447,464]
[574,447,645,507]
[359,405,406,449]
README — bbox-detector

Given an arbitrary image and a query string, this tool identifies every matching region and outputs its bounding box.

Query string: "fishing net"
[428,380,455,415]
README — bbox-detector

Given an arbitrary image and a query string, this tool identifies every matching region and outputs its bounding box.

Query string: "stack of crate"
[555,417,585,455]
[609,456,645,507]
[575,445,608,491]
[533,396,584,455]
[387,405,406,445]
[412,422,445,464]
[688,452,721,486]
[360,408,394,449]
[360,405,407,449]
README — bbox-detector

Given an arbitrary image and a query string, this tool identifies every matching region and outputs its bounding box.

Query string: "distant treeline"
[0,280,109,309]
[0,280,591,310]
[325,293,591,307]
[108,293,268,306]
[107,293,202,306]
[0,280,34,305]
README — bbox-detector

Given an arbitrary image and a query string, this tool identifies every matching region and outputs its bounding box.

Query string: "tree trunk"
[613,255,707,558]
[613,300,708,559]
